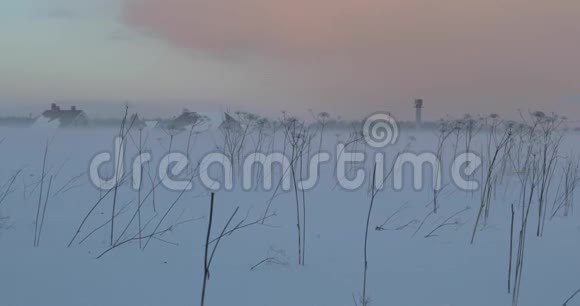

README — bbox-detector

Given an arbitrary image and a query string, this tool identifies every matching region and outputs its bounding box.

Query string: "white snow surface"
[0,127,579,306]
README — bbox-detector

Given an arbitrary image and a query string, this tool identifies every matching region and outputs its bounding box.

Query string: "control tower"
[414,99,424,129]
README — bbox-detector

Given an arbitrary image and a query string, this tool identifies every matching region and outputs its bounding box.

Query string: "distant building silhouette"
[414,99,424,129]
[220,113,242,131]
[156,109,206,132]
[128,113,147,130]
[42,103,88,127]
[156,110,241,133]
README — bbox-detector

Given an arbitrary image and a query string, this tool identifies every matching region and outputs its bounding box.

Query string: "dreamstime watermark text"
[89,113,482,192]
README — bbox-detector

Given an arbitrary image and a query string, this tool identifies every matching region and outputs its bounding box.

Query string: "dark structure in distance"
[42,103,88,127]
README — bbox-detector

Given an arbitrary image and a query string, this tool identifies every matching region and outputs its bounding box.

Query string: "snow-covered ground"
[1,125,579,306]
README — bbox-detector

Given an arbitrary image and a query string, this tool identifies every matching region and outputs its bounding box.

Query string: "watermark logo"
[88,113,482,192]
[363,112,399,148]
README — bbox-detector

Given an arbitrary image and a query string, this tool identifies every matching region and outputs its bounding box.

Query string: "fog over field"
[0,111,579,306]
[4,1,580,305]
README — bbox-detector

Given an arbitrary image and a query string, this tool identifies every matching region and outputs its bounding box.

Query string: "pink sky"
[122,0,580,119]
[2,1,580,119]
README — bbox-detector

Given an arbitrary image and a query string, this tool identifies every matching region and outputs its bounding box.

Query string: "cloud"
[109,29,135,42]
[44,7,77,19]
[122,0,580,117]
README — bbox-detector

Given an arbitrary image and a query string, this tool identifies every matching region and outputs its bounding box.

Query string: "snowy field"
[1,119,580,306]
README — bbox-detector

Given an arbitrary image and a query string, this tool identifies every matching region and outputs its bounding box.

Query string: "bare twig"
[34,140,49,247]
[563,288,580,306]
[200,193,214,306]
[36,175,53,247]
[424,207,470,238]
